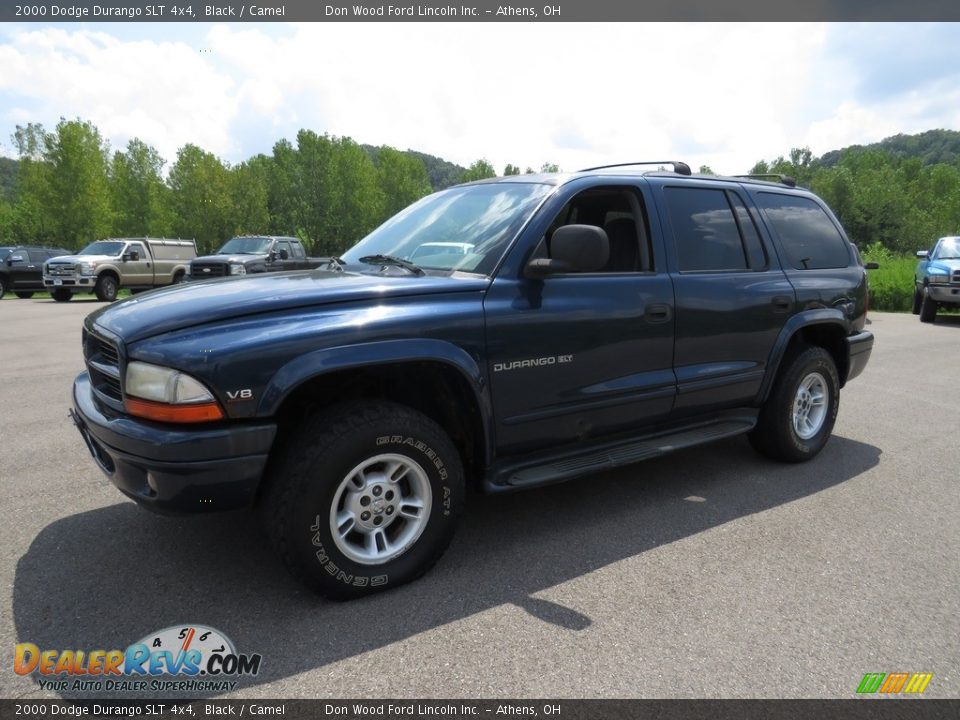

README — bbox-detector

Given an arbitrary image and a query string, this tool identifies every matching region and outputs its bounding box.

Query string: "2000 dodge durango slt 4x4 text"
[70,162,874,598]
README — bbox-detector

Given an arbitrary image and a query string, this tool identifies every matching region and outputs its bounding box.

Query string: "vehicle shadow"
[13,435,880,698]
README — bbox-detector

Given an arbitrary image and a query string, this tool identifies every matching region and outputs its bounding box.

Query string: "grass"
[863,255,916,313]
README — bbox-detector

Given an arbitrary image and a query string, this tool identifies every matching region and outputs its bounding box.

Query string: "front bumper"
[927,284,960,304]
[72,372,276,513]
[846,330,874,383]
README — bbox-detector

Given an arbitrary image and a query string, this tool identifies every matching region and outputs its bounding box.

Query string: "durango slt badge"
[493,355,573,372]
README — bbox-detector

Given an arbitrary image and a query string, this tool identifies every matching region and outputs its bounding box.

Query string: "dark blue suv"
[70,162,873,598]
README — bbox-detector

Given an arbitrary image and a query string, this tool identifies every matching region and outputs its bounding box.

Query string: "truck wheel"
[95,275,118,302]
[51,288,72,302]
[912,287,922,314]
[15,291,34,299]
[749,346,839,463]
[0,277,7,300]
[263,401,465,599]
[919,287,937,323]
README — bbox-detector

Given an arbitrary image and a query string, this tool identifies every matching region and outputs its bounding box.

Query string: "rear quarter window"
[756,193,851,270]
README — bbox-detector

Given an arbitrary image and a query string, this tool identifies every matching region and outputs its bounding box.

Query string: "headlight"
[229,264,246,275]
[928,274,949,285]
[124,361,224,423]
[79,262,96,275]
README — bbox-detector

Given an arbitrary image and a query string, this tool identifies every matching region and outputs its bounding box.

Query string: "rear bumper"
[72,372,276,514]
[846,330,874,383]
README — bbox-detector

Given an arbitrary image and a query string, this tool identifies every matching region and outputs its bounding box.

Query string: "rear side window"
[664,187,747,272]
[757,193,850,270]
[292,242,305,258]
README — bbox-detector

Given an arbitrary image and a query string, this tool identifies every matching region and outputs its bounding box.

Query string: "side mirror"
[864,262,880,270]
[525,225,610,278]
[916,250,929,258]
[279,249,289,260]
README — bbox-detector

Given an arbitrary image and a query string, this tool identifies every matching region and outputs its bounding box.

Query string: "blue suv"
[69,162,874,598]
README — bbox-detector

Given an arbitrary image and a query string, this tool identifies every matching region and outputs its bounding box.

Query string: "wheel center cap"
[371,497,387,514]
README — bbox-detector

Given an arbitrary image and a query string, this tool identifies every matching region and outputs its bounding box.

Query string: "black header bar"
[2,0,960,22]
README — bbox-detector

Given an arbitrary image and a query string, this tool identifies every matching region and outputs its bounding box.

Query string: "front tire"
[51,288,72,302]
[263,401,465,599]
[749,346,840,463]
[95,275,118,302]
[919,287,937,323]
[912,286,922,314]
[0,277,8,300]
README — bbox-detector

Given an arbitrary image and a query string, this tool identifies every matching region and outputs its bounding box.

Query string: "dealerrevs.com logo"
[14,624,262,693]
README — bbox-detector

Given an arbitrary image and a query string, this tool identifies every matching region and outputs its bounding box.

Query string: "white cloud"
[0,22,958,174]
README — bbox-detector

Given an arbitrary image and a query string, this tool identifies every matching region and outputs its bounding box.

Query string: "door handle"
[771,296,792,314]
[645,303,672,323]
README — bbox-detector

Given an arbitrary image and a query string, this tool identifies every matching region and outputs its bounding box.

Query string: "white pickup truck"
[44,237,197,302]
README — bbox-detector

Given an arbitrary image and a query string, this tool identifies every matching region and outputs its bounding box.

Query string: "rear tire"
[0,277,8,300]
[51,288,72,302]
[95,275,118,302]
[912,287,922,315]
[749,346,839,463]
[263,401,465,599]
[15,291,34,299]
[919,287,937,323]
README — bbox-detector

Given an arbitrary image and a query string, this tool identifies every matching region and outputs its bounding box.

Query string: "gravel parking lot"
[1,299,958,699]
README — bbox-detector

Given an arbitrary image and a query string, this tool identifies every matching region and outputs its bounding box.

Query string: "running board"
[487,418,756,492]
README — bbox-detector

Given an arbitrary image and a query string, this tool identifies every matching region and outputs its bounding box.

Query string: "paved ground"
[1,299,958,699]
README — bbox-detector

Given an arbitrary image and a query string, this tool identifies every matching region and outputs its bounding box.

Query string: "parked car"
[189,236,326,279]
[70,163,873,598]
[44,237,196,302]
[0,245,72,299]
[913,236,960,322]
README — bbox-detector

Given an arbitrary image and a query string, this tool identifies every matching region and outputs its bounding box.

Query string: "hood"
[192,254,265,265]
[929,259,960,273]
[88,270,489,344]
[48,254,119,265]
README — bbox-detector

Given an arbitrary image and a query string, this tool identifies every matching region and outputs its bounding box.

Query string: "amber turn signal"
[125,397,225,423]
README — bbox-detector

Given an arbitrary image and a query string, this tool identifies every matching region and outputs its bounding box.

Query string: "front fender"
[257,338,494,458]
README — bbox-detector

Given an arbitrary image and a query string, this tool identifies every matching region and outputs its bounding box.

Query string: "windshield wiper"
[358,254,425,276]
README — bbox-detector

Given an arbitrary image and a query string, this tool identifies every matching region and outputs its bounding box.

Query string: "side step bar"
[485,417,756,493]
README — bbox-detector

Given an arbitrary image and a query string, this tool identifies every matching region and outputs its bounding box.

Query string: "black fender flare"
[256,338,495,465]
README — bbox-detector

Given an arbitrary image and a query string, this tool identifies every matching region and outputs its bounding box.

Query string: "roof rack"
[578,161,692,176]
[733,173,797,187]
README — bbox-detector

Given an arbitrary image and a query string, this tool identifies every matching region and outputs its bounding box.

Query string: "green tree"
[503,164,521,176]
[110,138,172,237]
[168,144,233,253]
[376,146,431,218]
[10,123,54,244]
[230,155,271,235]
[43,119,113,247]
[539,162,561,173]
[698,165,715,175]
[462,159,496,182]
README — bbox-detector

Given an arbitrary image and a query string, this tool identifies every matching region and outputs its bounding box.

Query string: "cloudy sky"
[0,22,958,175]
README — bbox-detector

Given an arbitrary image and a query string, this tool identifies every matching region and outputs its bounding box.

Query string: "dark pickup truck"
[70,162,873,599]
[189,235,325,279]
[0,245,71,299]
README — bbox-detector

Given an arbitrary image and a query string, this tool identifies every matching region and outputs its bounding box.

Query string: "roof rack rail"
[578,161,692,176]
[733,173,797,187]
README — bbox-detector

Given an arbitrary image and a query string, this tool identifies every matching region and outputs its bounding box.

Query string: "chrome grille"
[191,262,228,278]
[47,264,77,277]
[83,328,123,404]
[952,269,960,285]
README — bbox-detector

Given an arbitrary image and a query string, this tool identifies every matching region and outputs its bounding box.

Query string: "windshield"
[935,238,960,259]
[218,237,274,254]
[79,241,126,256]
[341,183,553,275]
[0,247,13,260]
